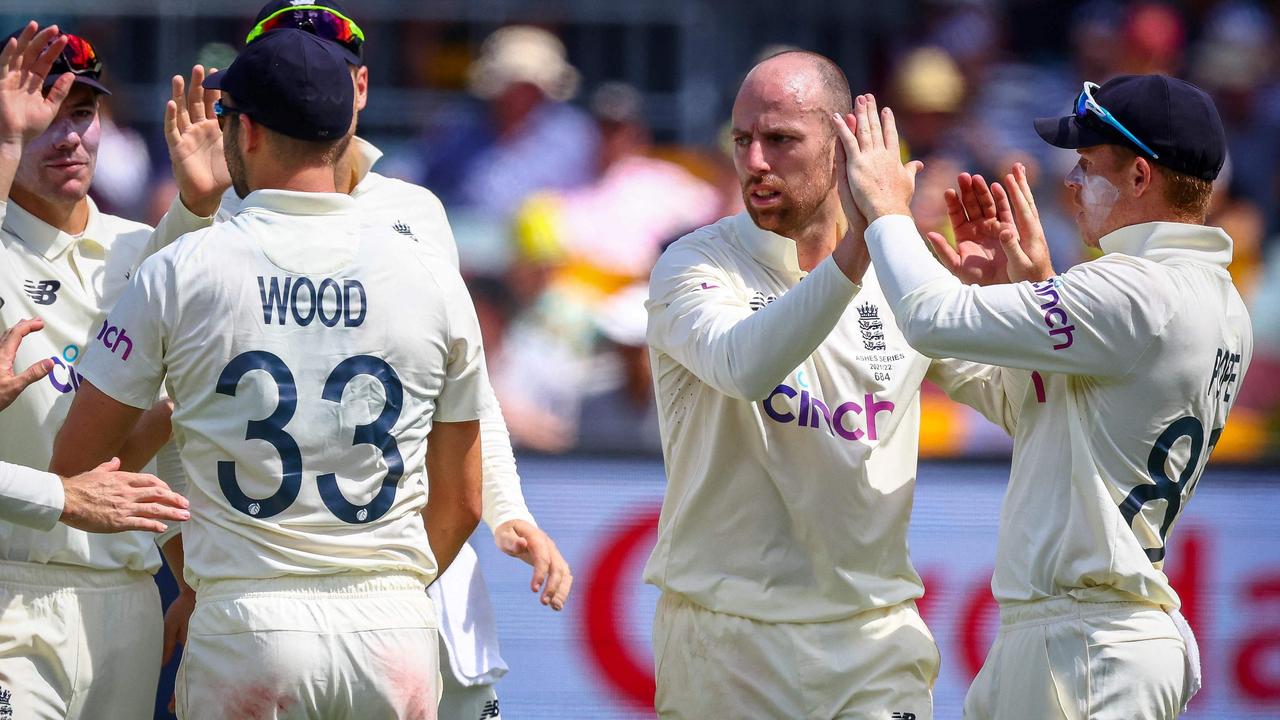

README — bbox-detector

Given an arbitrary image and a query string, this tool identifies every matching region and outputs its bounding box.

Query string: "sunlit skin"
[1067,144,1168,248]
[730,55,846,269]
[8,84,99,233]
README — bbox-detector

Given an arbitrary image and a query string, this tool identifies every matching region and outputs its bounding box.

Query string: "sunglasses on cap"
[1074,81,1159,160]
[244,5,364,60]
[57,33,102,77]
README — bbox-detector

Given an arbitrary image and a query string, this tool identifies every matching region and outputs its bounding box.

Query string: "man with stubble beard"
[644,50,1030,719]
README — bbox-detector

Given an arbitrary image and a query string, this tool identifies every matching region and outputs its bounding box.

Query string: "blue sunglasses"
[1075,81,1160,160]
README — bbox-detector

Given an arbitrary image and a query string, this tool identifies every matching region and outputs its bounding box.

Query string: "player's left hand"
[0,317,54,411]
[164,65,229,218]
[162,587,195,665]
[163,587,195,712]
[831,94,923,224]
[494,519,573,611]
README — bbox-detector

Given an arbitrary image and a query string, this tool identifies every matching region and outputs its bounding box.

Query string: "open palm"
[164,65,230,215]
[0,23,72,145]
[926,173,1013,286]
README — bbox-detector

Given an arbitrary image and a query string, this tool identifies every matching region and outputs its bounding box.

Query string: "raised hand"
[164,65,230,217]
[925,173,1014,286]
[0,317,54,411]
[994,163,1054,283]
[830,93,922,224]
[0,22,71,147]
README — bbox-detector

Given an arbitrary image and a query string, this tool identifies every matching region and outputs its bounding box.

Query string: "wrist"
[177,190,219,219]
[864,204,912,224]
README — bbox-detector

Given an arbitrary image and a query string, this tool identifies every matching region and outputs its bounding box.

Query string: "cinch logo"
[1032,278,1075,350]
[95,319,133,360]
[763,383,895,441]
[46,344,83,394]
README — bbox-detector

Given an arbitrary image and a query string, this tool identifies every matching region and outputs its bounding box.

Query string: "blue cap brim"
[202,70,225,90]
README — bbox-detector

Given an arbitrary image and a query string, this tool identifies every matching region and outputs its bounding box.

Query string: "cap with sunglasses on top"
[203,28,353,142]
[247,1,363,65]
[3,28,109,96]
[1034,74,1226,181]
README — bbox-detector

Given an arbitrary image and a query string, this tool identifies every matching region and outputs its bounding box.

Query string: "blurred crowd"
[80,0,1280,460]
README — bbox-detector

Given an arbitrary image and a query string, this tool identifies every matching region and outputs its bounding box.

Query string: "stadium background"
[5,0,1277,717]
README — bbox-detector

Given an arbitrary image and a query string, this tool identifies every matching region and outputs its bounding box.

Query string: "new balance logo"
[479,699,500,718]
[748,291,776,311]
[891,713,916,720]
[23,280,60,305]
[392,221,418,242]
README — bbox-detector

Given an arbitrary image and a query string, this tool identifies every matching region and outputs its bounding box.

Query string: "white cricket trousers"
[176,572,441,720]
[0,559,162,720]
[653,592,939,720]
[964,597,1190,720]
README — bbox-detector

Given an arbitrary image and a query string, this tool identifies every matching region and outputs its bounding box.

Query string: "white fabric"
[644,212,1025,623]
[0,462,63,531]
[427,543,508,686]
[1169,607,1202,711]
[0,560,161,720]
[0,195,161,572]
[77,189,486,587]
[865,215,1255,610]
[205,139,534,532]
[653,593,938,719]
[176,572,439,720]
[964,597,1188,719]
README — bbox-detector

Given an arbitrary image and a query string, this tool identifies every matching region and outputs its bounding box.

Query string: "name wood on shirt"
[258,276,367,328]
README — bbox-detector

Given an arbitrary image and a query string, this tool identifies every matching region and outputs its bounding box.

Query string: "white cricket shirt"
[865,215,1254,609]
[644,213,1026,623]
[0,195,203,572]
[77,190,487,586]
[207,138,532,531]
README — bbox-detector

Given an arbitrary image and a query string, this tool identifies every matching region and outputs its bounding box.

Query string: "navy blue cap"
[1035,74,1227,181]
[203,28,353,142]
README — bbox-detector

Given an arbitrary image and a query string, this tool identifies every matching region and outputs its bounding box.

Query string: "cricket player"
[146,5,572,717]
[0,22,222,719]
[54,29,485,718]
[645,51,1026,719]
[833,78,1251,718]
[0,318,189,534]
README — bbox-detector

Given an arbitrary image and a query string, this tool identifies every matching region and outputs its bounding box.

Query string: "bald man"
[644,51,1025,719]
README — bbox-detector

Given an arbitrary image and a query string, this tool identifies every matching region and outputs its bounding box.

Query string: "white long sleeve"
[135,193,214,271]
[0,461,63,531]
[864,215,1174,378]
[477,379,534,531]
[647,240,861,401]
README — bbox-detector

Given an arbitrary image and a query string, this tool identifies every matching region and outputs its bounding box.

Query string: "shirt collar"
[1098,221,1233,269]
[731,212,803,276]
[239,189,357,216]
[2,195,102,261]
[348,136,382,192]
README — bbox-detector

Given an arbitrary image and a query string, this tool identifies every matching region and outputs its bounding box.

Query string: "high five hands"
[830,94,1053,286]
[927,165,1054,285]
[165,65,231,217]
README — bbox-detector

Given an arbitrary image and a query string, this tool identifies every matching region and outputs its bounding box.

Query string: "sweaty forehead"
[733,64,826,125]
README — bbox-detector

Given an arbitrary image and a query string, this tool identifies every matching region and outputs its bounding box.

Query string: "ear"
[1132,156,1155,198]
[239,114,262,153]
[354,66,369,112]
